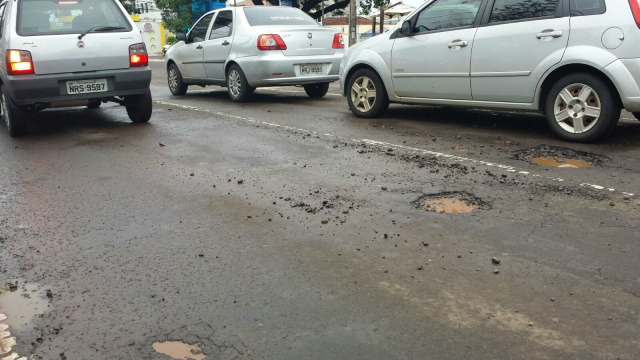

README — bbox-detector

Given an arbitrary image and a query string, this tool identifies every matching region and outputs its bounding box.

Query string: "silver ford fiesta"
[165,6,345,102]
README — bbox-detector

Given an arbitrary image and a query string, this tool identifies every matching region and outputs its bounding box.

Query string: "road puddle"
[0,314,29,360]
[414,192,487,214]
[421,199,476,213]
[0,283,49,332]
[531,157,591,168]
[152,341,206,360]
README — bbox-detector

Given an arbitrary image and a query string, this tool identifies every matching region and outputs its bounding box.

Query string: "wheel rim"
[554,83,601,134]
[2,92,10,131]
[168,68,178,93]
[228,70,241,98]
[350,76,377,112]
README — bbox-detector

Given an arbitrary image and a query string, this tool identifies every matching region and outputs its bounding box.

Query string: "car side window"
[209,10,232,40]
[570,0,605,16]
[489,0,560,23]
[188,13,214,43]
[0,3,6,38]
[413,0,483,34]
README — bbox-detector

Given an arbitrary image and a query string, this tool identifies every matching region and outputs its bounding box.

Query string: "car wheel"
[545,73,620,143]
[125,89,152,123]
[1,84,28,137]
[226,64,253,103]
[88,100,101,109]
[304,83,330,98]
[168,63,188,96]
[347,69,389,118]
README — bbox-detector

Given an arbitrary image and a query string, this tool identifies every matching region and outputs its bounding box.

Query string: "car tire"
[304,83,330,98]
[88,99,101,109]
[168,63,188,96]
[633,112,640,121]
[545,73,620,143]
[1,84,28,137]
[346,69,389,118]
[226,64,253,103]
[125,89,152,123]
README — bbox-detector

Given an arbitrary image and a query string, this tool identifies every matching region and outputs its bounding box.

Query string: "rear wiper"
[78,26,126,39]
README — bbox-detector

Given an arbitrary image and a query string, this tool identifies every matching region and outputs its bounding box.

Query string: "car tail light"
[630,0,640,27]
[332,33,345,49]
[257,34,286,50]
[6,50,34,75]
[129,43,148,67]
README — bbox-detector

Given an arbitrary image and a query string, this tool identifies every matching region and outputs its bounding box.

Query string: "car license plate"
[66,79,108,95]
[300,64,323,75]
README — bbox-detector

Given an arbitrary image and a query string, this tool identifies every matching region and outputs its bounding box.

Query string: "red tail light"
[257,34,287,50]
[332,33,345,49]
[129,43,148,67]
[630,0,640,27]
[6,50,34,75]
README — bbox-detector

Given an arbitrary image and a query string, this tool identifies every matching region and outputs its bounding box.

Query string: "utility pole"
[321,0,325,26]
[348,0,356,46]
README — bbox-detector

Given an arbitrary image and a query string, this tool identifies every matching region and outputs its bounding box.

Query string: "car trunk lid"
[27,33,132,75]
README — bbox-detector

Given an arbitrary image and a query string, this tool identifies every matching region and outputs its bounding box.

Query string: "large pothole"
[515,145,607,168]
[412,192,490,214]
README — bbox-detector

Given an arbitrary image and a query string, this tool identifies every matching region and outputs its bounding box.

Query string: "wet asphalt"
[0,59,639,359]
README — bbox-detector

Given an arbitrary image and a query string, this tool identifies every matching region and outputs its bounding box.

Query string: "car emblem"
[307,32,312,40]
[77,40,85,48]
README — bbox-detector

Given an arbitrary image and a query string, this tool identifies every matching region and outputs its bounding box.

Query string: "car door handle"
[222,40,230,46]
[196,44,203,50]
[536,30,563,39]
[448,40,468,48]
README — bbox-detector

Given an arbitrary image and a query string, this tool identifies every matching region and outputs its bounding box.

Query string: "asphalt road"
[1,59,639,360]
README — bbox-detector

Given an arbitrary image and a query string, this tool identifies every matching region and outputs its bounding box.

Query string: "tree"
[358,0,389,16]
[119,0,140,14]
[155,0,193,33]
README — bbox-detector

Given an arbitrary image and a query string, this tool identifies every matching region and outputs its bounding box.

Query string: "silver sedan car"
[340,0,640,143]
[165,6,345,102]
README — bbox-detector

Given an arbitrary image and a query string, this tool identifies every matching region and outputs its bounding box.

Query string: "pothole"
[0,282,49,333]
[413,192,489,214]
[152,341,206,360]
[515,145,606,168]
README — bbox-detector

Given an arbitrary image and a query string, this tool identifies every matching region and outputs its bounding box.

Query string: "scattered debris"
[491,257,501,265]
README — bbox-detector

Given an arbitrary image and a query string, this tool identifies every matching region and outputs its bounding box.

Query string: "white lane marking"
[153,100,635,197]
[149,59,165,63]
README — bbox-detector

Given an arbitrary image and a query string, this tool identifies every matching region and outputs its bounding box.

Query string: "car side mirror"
[176,32,187,42]
[400,21,411,36]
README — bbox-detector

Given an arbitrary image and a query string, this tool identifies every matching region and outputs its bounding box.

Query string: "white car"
[165,6,345,102]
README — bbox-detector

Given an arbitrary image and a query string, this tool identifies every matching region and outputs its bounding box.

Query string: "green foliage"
[167,35,178,43]
[359,0,390,15]
[119,0,140,14]
[155,0,194,33]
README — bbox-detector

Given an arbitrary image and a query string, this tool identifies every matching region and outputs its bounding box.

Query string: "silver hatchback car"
[340,0,640,142]
[165,6,345,102]
[0,0,152,137]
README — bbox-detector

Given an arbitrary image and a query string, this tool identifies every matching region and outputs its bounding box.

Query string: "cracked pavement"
[0,60,639,359]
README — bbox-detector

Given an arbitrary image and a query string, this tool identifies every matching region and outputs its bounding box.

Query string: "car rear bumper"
[3,67,151,106]
[605,58,640,112]
[236,54,342,87]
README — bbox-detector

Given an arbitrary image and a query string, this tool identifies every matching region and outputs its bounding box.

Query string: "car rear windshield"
[17,0,132,36]
[243,7,318,26]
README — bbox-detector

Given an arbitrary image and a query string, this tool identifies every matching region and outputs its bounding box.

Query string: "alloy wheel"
[228,70,241,98]
[554,83,601,134]
[350,76,377,113]
[168,69,178,93]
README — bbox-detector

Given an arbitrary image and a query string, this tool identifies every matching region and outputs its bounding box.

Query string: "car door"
[181,12,215,80]
[470,0,569,102]
[203,9,234,82]
[390,0,485,100]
